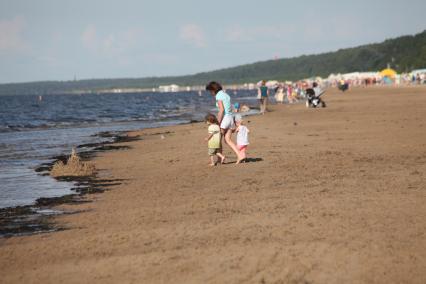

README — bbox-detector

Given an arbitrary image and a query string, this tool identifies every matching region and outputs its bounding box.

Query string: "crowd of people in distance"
[327,72,426,89]
[398,72,426,85]
[273,82,309,104]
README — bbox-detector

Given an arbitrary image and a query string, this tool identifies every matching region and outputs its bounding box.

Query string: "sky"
[0,0,426,83]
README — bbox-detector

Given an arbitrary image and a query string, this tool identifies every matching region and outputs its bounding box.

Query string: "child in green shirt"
[205,114,226,166]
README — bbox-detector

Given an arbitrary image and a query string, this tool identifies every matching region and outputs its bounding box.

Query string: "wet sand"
[1,86,425,283]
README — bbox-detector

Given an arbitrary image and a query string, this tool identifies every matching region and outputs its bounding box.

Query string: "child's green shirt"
[208,124,221,149]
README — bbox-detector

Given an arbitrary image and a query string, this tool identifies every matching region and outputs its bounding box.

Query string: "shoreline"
[0,110,241,237]
[0,131,140,237]
[0,102,262,236]
[1,86,425,283]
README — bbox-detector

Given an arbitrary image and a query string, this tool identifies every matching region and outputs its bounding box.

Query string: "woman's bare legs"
[262,97,268,113]
[216,152,226,164]
[259,99,265,114]
[222,129,244,164]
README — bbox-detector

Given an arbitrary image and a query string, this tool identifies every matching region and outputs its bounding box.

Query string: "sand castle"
[50,148,96,177]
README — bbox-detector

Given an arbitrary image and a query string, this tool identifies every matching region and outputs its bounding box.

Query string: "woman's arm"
[217,100,224,123]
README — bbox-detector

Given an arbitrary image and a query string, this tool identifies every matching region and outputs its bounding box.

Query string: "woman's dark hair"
[205,81,222,94]
[205,113,219,124]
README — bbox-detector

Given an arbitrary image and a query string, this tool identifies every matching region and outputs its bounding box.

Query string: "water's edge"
[0,109,262,238]
[0,128,158,238]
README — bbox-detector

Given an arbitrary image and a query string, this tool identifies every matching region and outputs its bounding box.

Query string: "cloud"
[81,25,98,51]
[179,24,206,48]
[225,25,254,42]
[81,25,144,56]
[0,16,29,54]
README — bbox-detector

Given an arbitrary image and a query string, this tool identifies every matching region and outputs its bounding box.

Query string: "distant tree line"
[1,30,426,95]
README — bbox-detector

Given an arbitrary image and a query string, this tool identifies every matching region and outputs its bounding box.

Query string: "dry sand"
[1,86,425,284]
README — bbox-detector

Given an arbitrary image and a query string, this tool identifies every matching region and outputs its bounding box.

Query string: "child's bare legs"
[222,129,244,164]
[239,146,247,160]
[209,155,216,166]
[216,152,226,164]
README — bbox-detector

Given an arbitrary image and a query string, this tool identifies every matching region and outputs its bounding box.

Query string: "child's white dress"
[237,125,249,147]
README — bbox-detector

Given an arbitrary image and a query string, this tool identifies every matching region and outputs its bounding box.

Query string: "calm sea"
[0,90,258,208]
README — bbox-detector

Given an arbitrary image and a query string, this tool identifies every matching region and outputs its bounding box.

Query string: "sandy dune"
[1,86,425,283]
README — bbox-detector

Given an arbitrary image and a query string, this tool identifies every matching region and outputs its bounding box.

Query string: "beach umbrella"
[266,80,279,88]
[380,68,397,78]
[257,80,278,88]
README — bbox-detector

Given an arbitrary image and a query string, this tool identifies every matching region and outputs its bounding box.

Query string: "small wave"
[0,125,14,133]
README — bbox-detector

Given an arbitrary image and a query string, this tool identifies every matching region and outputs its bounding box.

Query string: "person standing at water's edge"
[206,81,244,164]
[258,80,269,114]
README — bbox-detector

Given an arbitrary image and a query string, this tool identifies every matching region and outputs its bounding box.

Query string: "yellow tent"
[380,68,397,78]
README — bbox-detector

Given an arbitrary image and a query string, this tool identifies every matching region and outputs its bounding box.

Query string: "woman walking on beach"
[258,80,269,114]
[206,81,244,164]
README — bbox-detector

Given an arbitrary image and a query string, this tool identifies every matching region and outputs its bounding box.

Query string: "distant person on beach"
[206,81,244,164]
[313,82,323,96]
[287,84,298,104]
[233,102,241,113]
[234,114,250,162]
[257,80,269,114]
[240,104,251,113]
[274,84,285,104]
[204,114,226,166]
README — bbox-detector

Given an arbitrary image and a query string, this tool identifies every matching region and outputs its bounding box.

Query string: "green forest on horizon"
[1,30,426,95]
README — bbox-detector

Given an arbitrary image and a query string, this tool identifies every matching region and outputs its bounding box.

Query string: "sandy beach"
[1,86,425,283]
